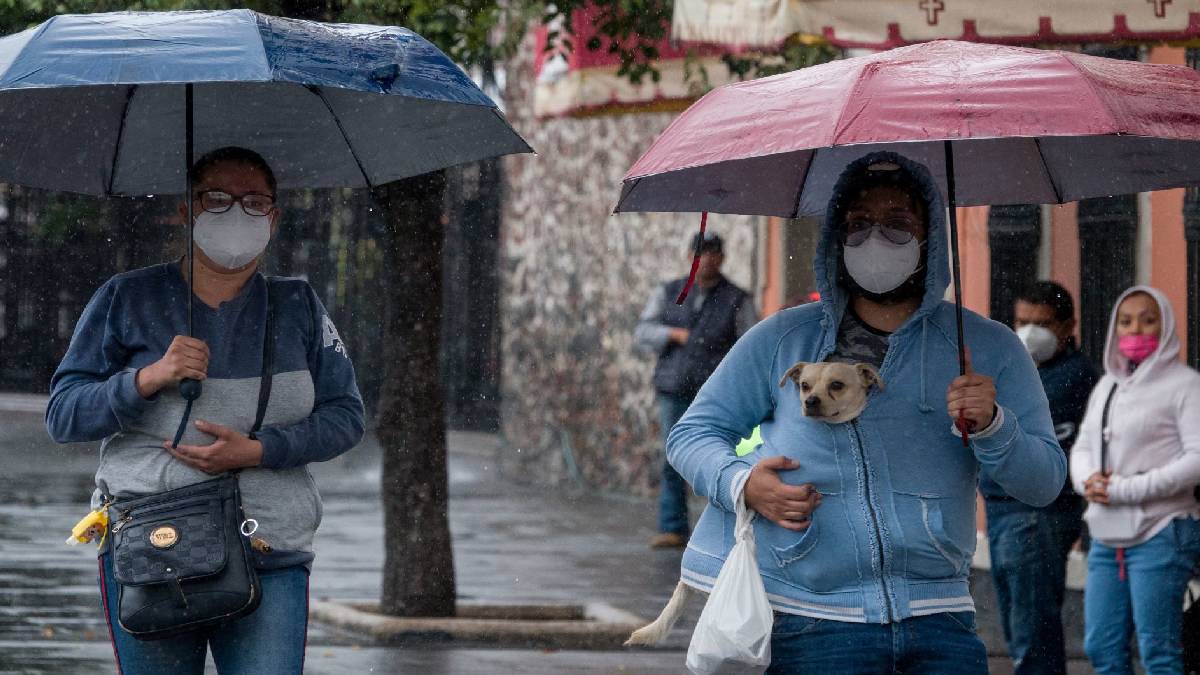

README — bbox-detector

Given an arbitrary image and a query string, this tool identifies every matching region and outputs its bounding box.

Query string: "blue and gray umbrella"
[0,9,531,194]
[0,10,532,442]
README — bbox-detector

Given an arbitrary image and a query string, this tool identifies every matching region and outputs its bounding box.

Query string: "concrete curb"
[309,600,646,650]
[0,393,47,414]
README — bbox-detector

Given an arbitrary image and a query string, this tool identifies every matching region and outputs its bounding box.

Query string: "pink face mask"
[1118,334,1159,363]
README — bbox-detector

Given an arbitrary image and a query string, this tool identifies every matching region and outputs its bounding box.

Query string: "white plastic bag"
[686,473,773,675]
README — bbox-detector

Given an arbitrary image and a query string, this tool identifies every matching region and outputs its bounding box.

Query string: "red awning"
[533,5,739,117]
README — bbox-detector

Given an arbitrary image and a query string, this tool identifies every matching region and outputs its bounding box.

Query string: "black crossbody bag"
[108,280,277,641]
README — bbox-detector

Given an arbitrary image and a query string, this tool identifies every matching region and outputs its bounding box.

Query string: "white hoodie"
[1070,286,1200,547]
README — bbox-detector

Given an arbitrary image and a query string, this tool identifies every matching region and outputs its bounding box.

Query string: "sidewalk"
[0,398,1090,674]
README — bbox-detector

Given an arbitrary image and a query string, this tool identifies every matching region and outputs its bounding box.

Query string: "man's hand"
[137,335,210,398]
[946,349,996,431]
[668,328,690,345]
[743,456,821,531]
[1083,471,1111,504]
[165,420,263,474]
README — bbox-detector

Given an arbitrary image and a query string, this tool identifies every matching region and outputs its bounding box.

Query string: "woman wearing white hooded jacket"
[1070,285,1200,674]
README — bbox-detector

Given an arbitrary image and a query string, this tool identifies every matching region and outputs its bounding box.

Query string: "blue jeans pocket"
[772,613,826,638]
[942,610,977,634]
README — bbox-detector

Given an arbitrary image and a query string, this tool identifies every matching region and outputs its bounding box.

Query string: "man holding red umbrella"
[667,153,1065,671]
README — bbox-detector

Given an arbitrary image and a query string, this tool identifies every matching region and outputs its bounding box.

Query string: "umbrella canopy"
[0,9,532,196]
[616,39,1200,217]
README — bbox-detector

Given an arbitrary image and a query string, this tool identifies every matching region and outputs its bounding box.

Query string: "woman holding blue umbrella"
[48,146,366,673]
[0,8,529,672]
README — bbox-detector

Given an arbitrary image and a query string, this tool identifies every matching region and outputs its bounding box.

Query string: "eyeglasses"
[841,217,922,247]
[194,190,276,217]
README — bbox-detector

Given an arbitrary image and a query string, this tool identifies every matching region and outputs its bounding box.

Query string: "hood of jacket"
[814,151,951,340]
[1103,285,1180,385]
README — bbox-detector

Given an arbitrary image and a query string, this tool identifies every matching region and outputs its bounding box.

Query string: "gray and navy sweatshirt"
[46,262,365,568]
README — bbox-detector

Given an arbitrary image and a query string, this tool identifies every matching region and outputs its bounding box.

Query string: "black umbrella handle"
[944,141,973,446]
[175,83,201,447]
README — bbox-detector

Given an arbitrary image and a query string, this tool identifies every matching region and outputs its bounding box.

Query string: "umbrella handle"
[172,83,202,449]
[674,211,708,305]
[944,141,973,447]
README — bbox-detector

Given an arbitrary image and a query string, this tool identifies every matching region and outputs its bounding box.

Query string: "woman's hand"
[743,456,821,532]
[1083,471,1111,504]
[165,420,263,474]
[136,335,210,398]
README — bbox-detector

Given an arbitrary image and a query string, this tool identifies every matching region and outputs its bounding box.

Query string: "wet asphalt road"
[0,404,693,674]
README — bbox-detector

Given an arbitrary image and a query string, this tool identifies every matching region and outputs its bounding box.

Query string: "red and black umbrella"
[617,39,1200,440]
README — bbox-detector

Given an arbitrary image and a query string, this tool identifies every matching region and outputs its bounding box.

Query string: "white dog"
[626,361,884,646]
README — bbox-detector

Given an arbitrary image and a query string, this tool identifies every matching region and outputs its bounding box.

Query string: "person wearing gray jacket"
[635,231,756,548]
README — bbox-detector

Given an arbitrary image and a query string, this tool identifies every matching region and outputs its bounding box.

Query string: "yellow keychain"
[66,506,109,547]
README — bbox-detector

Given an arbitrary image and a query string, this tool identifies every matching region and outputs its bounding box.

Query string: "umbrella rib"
[305,85,372,190]
[1033,137,1064,204]
[106,85,138,196]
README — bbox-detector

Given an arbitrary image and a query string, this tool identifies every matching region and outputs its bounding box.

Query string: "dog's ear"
[856,364,884,391]
[779,362,809,389]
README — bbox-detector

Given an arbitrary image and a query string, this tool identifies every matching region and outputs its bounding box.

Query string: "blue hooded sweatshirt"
[667,152,1066,624]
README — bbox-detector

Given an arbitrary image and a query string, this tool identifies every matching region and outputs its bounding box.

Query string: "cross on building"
[920,0,946,26]
[1150,0,1173,18]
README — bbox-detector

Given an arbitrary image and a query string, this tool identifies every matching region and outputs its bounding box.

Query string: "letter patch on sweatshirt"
[322,314,348,357]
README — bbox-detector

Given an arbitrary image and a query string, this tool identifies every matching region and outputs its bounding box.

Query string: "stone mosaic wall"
[498,44,760,495]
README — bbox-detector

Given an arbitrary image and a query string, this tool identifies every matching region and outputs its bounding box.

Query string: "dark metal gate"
[0,188,170,392]
[988,203,1041,328]
[1076,195,1137,369]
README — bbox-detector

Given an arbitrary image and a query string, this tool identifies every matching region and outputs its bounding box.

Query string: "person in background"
[635,231,757,548]
[982,281,1098,674]
[1071,286,1200,674]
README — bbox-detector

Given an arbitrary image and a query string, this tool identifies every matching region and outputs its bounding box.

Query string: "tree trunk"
[373,171,456,617]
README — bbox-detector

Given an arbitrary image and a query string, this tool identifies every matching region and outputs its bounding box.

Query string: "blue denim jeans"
[1084,517,1200,675]
[766,611,988,674]
[98,552,309,675]
[657,392,693,535]
[985,497,1083,675]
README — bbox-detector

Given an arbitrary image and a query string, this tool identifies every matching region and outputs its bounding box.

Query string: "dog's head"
[778,361,884,423]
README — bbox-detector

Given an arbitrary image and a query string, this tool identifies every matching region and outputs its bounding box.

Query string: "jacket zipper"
[851,420,893,622]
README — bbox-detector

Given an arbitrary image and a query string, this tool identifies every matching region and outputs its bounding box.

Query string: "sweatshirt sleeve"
[970,332,1068,507]
[255,285,365,469]
[46,279,152,443]
[666,315,780,512]
[1107,377,1200,504]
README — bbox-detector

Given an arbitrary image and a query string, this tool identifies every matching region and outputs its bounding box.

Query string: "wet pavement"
[0,400,692,674]
[0,396,1090,674]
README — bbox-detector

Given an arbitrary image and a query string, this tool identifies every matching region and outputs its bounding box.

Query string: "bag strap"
[1100,382,1118,475]
[249,279,277,439]
[731,469,756,542]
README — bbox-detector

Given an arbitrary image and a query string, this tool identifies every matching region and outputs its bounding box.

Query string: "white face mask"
[1015,324,1059,364]
[193,209,272,270]
[843,230,922,294]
